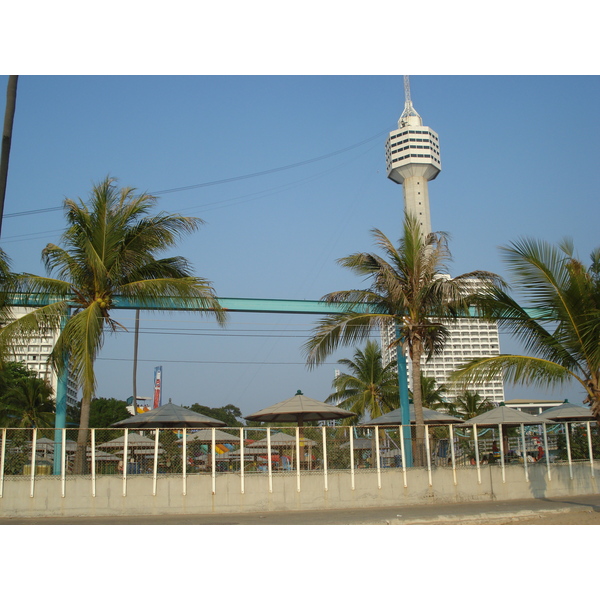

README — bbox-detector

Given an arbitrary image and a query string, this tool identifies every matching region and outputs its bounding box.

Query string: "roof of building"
[504,399,565,406]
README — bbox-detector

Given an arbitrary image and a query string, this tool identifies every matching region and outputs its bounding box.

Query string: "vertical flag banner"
[153,366,163,409]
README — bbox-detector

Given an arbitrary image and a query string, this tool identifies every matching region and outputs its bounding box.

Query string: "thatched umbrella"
[540,400,595,422]
[110,399,226,429]
[244,390,355,427]
[244,391,355,467]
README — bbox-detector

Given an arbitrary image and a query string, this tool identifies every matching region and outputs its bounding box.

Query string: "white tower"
[381,77,504,406]
[385,76,441,235]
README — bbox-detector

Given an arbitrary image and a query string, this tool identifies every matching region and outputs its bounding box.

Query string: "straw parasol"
[539,400,595,422]
[462,404,553,426]
[244,390,356,427]
[110,400,226,429]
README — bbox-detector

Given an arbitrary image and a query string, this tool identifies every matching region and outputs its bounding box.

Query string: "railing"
[1,422,598,497]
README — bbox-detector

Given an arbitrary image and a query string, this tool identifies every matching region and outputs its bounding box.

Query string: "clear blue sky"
[1,74,598,413]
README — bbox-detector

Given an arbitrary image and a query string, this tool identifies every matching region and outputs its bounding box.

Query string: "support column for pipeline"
[395,325,413,467]
[53,309,70,476]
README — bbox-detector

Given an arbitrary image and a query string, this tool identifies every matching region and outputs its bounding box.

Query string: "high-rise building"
[5,306,79,407]
[381,77,505,406]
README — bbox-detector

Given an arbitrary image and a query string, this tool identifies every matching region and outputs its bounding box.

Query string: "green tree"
[325,340,398,425]
[451,238,600,426]
[0,365,55,428]
[88,397,131,428]
[304,213,501,464]
[410,375,449,411]
[186,403,244,427]
[1,177,226,472]
[448,390,494,420]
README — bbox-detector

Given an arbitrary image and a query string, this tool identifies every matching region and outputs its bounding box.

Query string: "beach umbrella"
[244,390,356,427]
[462,404,553,426]
[364,406,464,426]
[246,431,317,448]
[184,429,241,443]
[539,400,595,422]
[110,399,226,429]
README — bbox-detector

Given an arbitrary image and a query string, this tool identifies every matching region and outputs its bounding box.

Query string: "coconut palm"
[0,375,55,428]
[0,177,226,472]
[326,340,398,425]
[451,237,600,425]
[0,247,18,330]
[448,390,494,420]
[410,375,449,411]
[304,213,502,465]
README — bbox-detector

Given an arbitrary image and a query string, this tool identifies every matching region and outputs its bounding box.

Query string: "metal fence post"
[152,428,159,496]
[520,424,529,482]
[565,423,573,480]
[122,429,128,497]
[30,428,37,498]
[586,422,595,478]
[449,424,457,485]
[399,425,407,488]
[91,428,96,498]
[498,424,506,483]
[211,427,216,495]
[425,425,432,487]
[295,427,301,492]
[322,426,328,492]
[267,427,273,494]
[473,424,481,484]
[0,428,5,498]
[375,426,381,489]
[182,428,187,496]
[543,423,551,481]
[240,427,245,494]
[61,428,66,498]
[349,426,355,491]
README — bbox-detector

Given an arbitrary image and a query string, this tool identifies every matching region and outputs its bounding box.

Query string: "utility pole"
[0,75,19,238]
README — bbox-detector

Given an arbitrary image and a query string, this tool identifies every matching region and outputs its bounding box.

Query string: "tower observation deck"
[385,76,441,236]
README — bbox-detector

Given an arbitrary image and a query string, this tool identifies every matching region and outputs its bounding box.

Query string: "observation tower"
[385,76,441,236]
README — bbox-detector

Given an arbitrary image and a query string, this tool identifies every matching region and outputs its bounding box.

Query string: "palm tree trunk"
[410,342,426,467]
[0,75,18,237]
[74,392,91,474]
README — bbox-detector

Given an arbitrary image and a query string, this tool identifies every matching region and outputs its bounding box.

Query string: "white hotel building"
[7,306,79,408]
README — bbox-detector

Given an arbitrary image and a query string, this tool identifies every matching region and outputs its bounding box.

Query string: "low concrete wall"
[1,463,598,518]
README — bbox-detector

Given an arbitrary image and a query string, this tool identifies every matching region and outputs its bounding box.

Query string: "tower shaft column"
[402,175,431,237]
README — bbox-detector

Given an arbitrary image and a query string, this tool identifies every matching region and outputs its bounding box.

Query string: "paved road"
[1,494,599,525]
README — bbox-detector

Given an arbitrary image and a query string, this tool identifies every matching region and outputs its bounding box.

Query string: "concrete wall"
[1,462,598,519]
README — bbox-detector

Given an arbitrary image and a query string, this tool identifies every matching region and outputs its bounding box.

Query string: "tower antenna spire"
[400,75,421,123]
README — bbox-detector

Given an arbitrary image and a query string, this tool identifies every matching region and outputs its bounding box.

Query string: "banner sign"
[153,366,163,409]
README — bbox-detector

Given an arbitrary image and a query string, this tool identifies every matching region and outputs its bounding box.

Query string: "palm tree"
[0,247,18,330]
[325,340,399,425]
[0,177,226,472]
[0,375,55,428]
[451,237,600,426]
[448,390,494,420]
[304,213,502,465]
[410,375,449,411]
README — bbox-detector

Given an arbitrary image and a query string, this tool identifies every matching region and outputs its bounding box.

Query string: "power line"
[3,128,387,219]
[98,357,338,365]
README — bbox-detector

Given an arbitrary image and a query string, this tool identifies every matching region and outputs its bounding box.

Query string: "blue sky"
[1,74,598,414]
